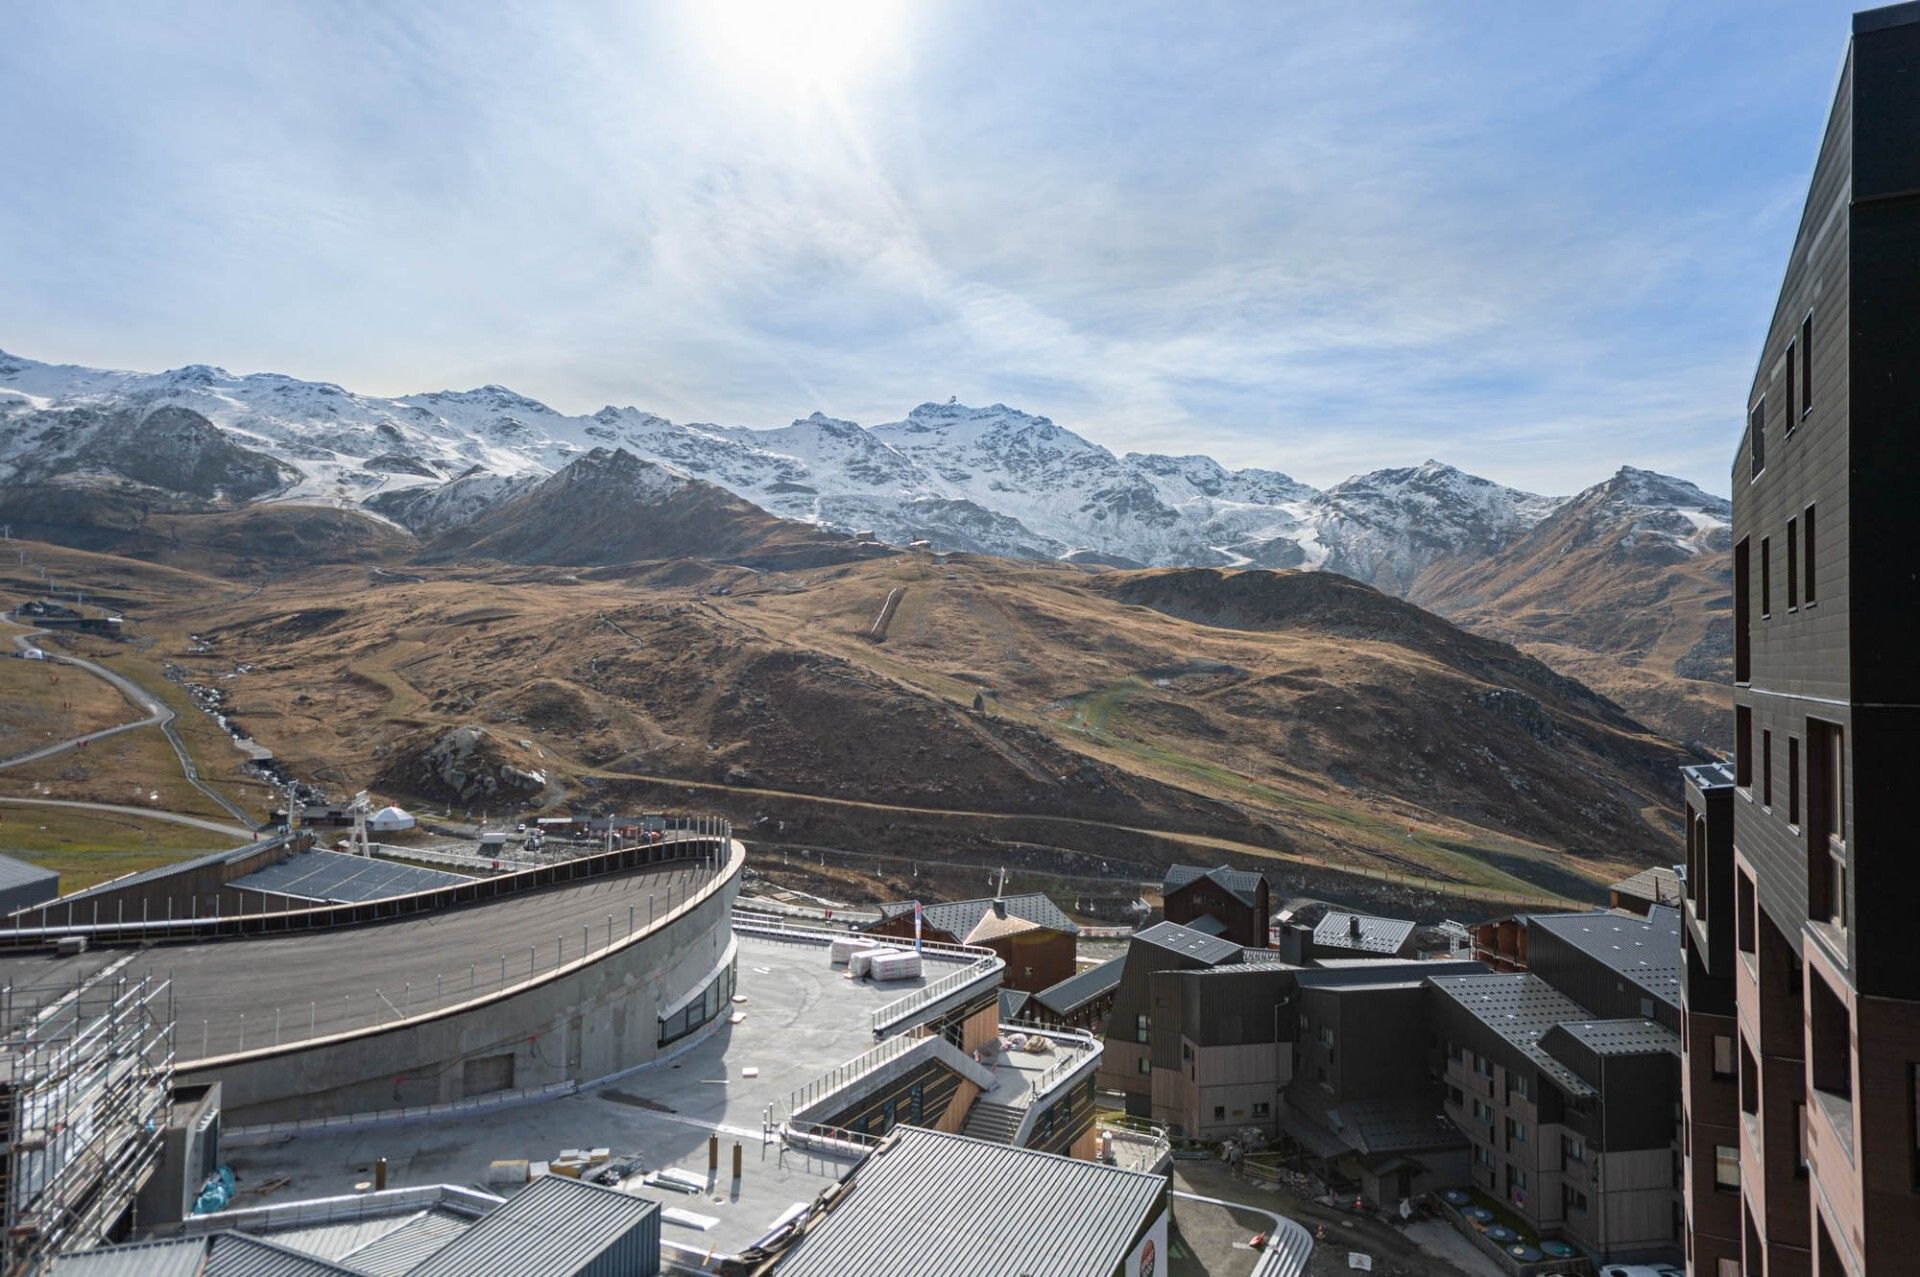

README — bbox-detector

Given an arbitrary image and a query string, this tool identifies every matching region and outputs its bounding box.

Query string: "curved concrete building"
[0,832,742,1126]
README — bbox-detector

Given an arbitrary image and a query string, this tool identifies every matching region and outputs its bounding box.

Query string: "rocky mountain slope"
[1409,467,1733,749]
[0,347,1734,747]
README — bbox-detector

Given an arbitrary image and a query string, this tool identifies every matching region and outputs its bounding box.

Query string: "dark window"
[910,1082,924,1124]
[1741,1039,1759,1118]
[1252,1101,1270,1118]
[1135,1013,1148,1043]
[1786,342,1797,432]
[1737,869,1757,956]
[1801,313,1814,416]
[1804,504,1817,605]
[1213,1105,1226,1121]
[1788,736,1800,826]
[1712,1034,1735,1079]
[1734,539,1751,681]
[1736,706,1753,786]
[1761,537,1772,618]
[1809,971,1853,1125]
[1910,1065,1919,1191]
[1751,400,1765,477]
[1787,518,1799,609]
[1762,730,1773,808]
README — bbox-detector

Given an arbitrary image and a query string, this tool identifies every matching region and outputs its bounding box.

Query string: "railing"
[1097,1118,1172,1174]
[781,1118,887,1156]
[223,1080,580,1145]
[1020,1025,1102,1104]
[788,1032,921,1115]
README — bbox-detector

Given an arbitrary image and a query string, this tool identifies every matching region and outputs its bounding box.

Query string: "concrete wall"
[184,841,741,1126]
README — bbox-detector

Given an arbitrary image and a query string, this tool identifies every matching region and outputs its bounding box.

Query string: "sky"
[0,1,1866,495]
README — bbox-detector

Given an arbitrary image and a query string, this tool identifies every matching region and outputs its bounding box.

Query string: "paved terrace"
[0,859,725,1061]
[220,931,985,1264]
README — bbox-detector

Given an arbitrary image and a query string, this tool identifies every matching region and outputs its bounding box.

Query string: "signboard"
[1124,1207,1169,1277]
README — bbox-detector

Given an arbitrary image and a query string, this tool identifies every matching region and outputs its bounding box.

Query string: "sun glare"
[697,0,903,93]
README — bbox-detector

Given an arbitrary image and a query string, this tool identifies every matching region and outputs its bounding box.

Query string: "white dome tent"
[366,804,416,833]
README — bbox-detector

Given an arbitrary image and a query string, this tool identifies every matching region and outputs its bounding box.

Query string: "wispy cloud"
[0,0,1859,493]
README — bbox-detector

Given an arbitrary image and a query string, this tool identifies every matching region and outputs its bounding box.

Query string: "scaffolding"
[0,959,174,1275]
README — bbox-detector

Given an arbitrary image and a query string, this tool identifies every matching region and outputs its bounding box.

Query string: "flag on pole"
[913,900,923,954]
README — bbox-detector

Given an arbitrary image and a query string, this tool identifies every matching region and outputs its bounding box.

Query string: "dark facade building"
[865,892,1079,993]
[1098,921,1261,1116]
[1686,7,1920,1275]
[1277,905,1418,965]
[1161,864,1271,949]
[1680,761,1743,1276]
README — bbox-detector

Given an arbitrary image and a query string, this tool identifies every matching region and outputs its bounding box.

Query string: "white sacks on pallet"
[830,936,875,966]
[849,946,900,978]
[868,950,923,982]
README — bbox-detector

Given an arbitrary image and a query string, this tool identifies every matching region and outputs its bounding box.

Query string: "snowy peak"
[1593,465,1731,520]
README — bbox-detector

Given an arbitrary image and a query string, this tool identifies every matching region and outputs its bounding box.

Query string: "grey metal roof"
[408,1173,657,1277]
[1031,954,1125,1016]
[998,987,1031,1021]
[1183,913,1228,936]
[873,892,1079,938]
[1312,911,1416,955]
[343,1209,477,1277]
[1427,972,1597,1098]
[0,852,58,891]
[1681,760,1735,791]
[1528,908,1681,1012]
[230,849,471,904]
[1132,920,1242,964]
[49,1233,365,1277]
[1162,863,1266,907]
[1332,1096,1467,1156]
[1293,959,1482,991]
[1551,1017,1680,1057]
[774,1126,1167,1277]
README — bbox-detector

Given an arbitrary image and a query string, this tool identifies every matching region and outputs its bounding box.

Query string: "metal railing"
[787,1032,921,1115]
[871,950,1003,1036]
[1019,1025,1102,1104]
[223,1080,580,1145]
[781,1118,887,1156]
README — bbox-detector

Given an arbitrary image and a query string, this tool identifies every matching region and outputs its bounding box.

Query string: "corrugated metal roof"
[408,1173,657,1277]
[1428,972,1596,1097]
[998,988,1031,1020]
[0,852,58,892]
[1550,1017,1680,1057]
[1607,865,1683,909]
[50,1233,364,1277]
[344,1208,476,1276]
[1131,920,1241,965]
[774,1127,1167,1277]
[1162,863,1265,907]
[229,849,470,903]
[256,1211,418,1261]
[1031,954,1125,1016]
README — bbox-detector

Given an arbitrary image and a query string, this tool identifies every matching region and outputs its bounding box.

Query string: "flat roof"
[220,931,977,1261]
[772,1127,1166,1277]
[229,849,471,904]
[0,862,707,1058]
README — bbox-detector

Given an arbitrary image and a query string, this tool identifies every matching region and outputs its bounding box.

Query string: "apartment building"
[1160,864,1272,949]
[1690,5,1920,1275]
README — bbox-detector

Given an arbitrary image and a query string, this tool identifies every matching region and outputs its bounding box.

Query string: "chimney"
[1348,914,1362,938]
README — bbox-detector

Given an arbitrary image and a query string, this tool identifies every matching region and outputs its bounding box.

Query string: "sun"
[694,0,904,93]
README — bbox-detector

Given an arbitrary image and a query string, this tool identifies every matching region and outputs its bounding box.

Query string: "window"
[910,1082,924,1124]
[1786,341,1797,433]
[1563,1135,1585,1165]
[1809,971,1852,1108]
[1761,536,1772,618]
[1319,1025,1335,1048]
[1509,1165,1527,1205]
[1505,1116,1528,1147]
[1737,869,1757,956]
[1508,1072,1530,1103]
[1474,1054,1494,1079]
[1762,730,1773,808]
[1562,1185,1588,1215]
[1910,1065,1919,1190]
[1138,1057,1151,1076]
[1736,705,1753,787]
[1252,1101,1271,1118]
[1475,1144,1496,1171]
[1808,719,1847,929]
[1804,504,1817,604]
[1787,517,1799,609]
[882,1098,896,1132]
[1801,312,1814,416]
[1135,1013,1149,1044]
[1712,1034,1735,1080]
[1796,1100,1809,1178]
[1734,538,1751,681]
[1714,1144,1740,1190]
[1448,1085,1464,1108]
[1213,1105,1226,1122]
[1741,1039,1759,1120]
[1788,736,1800,826]
[1751,400,1765,477]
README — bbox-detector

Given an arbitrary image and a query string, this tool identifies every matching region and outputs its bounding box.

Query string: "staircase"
[960,1098,1024,1144]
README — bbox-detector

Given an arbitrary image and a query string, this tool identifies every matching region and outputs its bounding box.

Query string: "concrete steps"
[960,1098,1023,1144]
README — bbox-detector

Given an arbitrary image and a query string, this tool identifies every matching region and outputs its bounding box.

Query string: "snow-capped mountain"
[0,346,1720,593]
